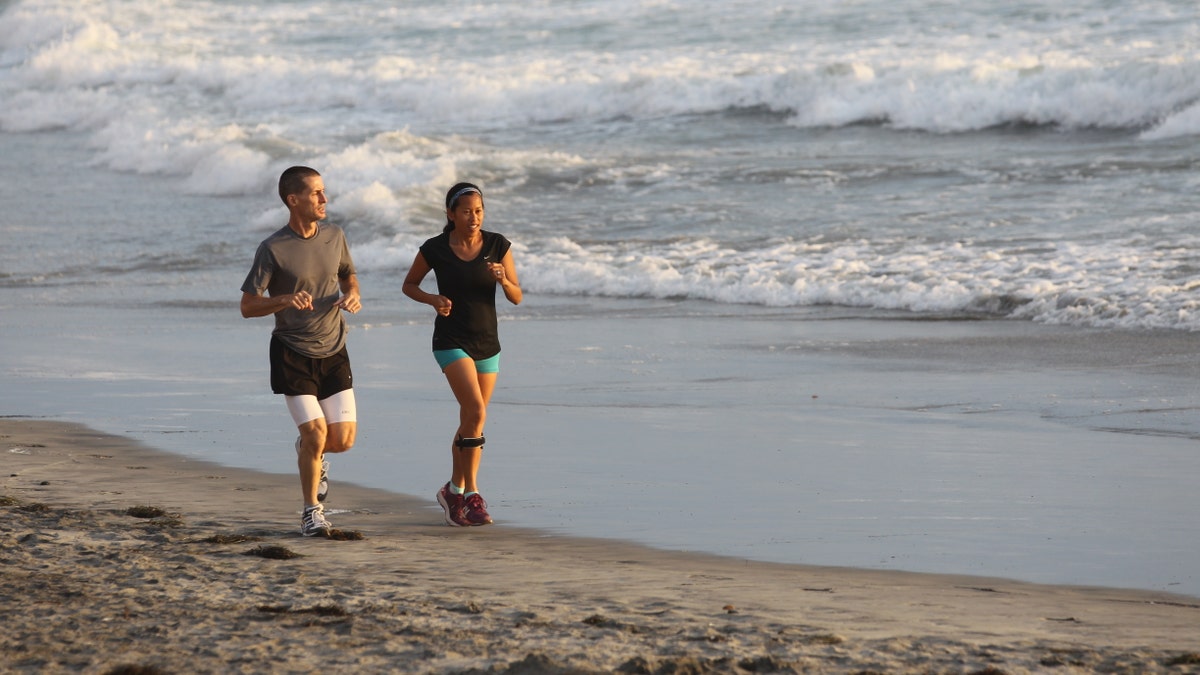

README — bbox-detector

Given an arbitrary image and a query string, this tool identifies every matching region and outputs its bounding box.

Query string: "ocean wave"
[1141,100,1200,141]
[6,0,1198,334]
[3,0,1199,177]
[352,234,1200,331]
[9,34,1196,136]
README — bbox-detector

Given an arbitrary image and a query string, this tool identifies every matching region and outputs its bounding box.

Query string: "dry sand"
[2,419,1197,674]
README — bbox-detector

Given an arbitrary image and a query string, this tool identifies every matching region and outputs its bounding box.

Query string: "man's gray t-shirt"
[241,223,356,359]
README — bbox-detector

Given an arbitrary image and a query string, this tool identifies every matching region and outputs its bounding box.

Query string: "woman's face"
[447,193,484,235]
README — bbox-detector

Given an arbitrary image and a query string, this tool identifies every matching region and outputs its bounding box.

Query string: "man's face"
[291,175,327,222]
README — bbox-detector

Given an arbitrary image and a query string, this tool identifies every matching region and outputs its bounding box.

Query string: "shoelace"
[304,506,329,527]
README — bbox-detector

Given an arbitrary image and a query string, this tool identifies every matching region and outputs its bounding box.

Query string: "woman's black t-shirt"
[419,230,512,359]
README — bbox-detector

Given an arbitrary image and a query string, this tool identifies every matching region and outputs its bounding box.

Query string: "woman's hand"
[491,253,522,305]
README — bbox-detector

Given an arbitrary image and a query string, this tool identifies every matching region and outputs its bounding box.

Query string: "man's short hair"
[278,166,321,205]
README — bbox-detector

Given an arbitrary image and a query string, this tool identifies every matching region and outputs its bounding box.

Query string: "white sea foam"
[4,0,1199,331]
[350,232,1200,331]
[1142,100,1200,140]
[4,1,1197,150]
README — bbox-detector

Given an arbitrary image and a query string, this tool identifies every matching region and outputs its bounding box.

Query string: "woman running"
[402,182,522,525]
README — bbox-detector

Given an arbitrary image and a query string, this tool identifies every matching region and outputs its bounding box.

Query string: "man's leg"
[288,395,328,506]
[314,389,356,502]
[320,388,357,454]
[296,419,328,505]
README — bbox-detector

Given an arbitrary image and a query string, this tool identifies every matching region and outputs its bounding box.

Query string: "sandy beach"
[3,419,1197,674]
[6,4,1200,673]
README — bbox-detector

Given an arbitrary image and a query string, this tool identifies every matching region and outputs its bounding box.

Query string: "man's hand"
[336,292,361,314]
[290,290,315,311]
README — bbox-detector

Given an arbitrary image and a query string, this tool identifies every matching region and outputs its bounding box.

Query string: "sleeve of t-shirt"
[337,229,356,279]
[418,238,440,273]
[240,242,275,296]
[490,233,512,261]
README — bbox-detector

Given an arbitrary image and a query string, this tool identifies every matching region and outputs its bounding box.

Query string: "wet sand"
[3,419,1197,674]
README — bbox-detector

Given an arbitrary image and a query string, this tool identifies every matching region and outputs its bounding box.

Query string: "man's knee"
[325,423,356,453]
[297,420,328,454]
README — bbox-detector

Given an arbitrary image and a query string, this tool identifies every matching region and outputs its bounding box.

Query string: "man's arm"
[240,290,314,318]
[334,274,361,314]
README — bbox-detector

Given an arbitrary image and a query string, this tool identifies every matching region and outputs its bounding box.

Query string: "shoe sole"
[436,490,467,527]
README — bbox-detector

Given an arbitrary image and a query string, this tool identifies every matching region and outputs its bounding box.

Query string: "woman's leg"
[442,358,497,491]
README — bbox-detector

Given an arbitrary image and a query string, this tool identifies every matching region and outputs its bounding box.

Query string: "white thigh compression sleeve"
[318,389,357,424]
[285,395,325,426]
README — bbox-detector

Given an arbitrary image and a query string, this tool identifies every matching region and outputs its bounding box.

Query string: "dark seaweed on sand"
[126,505,169,518]
[244,544,302,559]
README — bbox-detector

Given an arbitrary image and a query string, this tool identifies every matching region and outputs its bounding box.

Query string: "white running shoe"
[317,458,329,502]
[300,503,332,537]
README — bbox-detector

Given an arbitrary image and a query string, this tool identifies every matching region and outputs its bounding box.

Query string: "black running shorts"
[269,336,354,399]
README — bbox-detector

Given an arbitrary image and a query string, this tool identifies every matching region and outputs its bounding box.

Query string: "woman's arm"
[496,251,522,305]
[402,252,452,316]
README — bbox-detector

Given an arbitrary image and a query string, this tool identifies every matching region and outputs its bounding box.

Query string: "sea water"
[2,0,1200,595]
[4,0,1200,324]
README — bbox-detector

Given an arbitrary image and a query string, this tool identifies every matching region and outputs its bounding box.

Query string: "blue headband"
[448,186,481,209]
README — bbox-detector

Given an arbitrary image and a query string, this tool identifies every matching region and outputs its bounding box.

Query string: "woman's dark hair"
[443,182,484,233]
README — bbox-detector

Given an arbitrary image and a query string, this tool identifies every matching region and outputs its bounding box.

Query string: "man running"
[240,166,361,536]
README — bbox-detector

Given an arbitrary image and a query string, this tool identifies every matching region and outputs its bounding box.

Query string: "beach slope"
[2,419,1197,674]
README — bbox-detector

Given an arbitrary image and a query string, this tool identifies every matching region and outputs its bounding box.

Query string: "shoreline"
[3,418,1198,674]
[4,300,1200,597]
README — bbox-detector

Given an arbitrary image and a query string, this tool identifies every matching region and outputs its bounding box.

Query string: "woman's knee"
[459,402,487,429]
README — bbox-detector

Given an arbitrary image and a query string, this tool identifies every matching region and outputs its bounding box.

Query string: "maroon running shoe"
[463,492,493,526]
[436,482,471,527]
